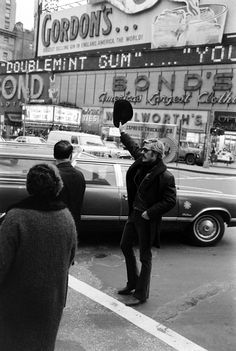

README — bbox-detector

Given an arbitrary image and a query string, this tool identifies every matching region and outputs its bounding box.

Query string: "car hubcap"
[195,218,218,241]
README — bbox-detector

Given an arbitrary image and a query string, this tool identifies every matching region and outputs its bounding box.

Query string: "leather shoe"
[125,298,146,307]
[118,286,135,295]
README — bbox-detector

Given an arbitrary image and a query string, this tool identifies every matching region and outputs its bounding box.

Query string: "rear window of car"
[75,162,116,186]
[0,156,55,177]
[79,135,104,146]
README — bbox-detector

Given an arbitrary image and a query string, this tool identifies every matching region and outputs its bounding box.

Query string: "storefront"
[24,104,82,137]
[4,112,22,139]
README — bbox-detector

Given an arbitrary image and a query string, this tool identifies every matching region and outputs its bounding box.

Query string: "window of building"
[5,0,11,5]
[4,36,9,42]
[5,20,10,29]
[3,52,8,61]
[5,9,10,19]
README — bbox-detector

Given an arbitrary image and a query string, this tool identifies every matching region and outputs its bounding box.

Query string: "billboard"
[37,0,232,57]
[103,108,208,140]
[25,105,81,126]
[0,73,51,114]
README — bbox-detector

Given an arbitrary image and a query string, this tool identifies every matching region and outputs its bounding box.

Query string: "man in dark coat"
[118,125,176,306]
[54,140,86,237]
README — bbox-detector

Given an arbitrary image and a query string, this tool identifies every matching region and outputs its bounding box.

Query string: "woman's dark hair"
[53,140,73,160]
[26,163,63,199]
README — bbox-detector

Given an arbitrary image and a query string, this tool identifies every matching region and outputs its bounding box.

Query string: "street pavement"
[56,271,208,351]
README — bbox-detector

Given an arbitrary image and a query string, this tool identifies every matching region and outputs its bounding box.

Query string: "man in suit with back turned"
[54,140,86,238]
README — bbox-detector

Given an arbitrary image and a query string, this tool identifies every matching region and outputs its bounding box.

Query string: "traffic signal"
[210,127,225,136]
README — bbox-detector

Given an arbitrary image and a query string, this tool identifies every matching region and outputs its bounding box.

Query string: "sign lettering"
[2,43,236,76]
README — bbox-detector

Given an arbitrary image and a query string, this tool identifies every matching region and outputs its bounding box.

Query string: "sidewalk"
[168,161,236,176]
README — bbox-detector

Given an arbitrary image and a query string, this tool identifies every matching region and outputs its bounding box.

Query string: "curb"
[168,164,236,177]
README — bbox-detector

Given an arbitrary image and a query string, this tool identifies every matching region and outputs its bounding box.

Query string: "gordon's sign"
[38,3,148,56]
[38,0,230,56]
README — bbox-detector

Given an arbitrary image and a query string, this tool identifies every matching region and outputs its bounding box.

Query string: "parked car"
[215,150,235,164]
[47,130,110,158]
[104,141,132,159]
[14,136,46,144]
[0,148,236,247]
[176,140,204,166]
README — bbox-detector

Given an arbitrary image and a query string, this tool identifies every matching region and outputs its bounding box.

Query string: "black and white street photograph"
[0,1,236,350]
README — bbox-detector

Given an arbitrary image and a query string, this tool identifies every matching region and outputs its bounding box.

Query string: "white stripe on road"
[68,275,208,351]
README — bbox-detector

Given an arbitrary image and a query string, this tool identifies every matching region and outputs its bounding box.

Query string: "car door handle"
[122,194,128,200]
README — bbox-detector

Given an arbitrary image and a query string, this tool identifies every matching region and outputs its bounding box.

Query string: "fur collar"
[131,157,167,176]
[7,196,66,212]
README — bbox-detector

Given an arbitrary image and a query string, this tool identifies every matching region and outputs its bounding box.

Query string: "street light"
[22,71,30,136]
[203,111,214,168]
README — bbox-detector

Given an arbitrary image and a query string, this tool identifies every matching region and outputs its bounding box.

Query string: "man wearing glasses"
[118,124,176,307]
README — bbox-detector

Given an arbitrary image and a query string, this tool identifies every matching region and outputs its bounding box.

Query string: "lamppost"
[22,70,30,136]
[203,111,214,168]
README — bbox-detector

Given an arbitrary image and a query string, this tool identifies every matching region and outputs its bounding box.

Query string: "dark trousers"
[120,211,153,301]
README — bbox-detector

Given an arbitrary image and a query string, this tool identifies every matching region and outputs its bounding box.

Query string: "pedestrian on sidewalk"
[118,124,176,306]
[0,163,77,351]
[54,140,86,238]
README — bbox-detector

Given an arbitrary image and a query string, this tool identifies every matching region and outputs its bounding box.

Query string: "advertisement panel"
[25,105,53,123]
[25,105,81,126]
[37,0,232,57]
[3,41,236,76]
[81,107,102,133]
[0,73,51,114]
[54,106,81,125]
[103,108,208,139]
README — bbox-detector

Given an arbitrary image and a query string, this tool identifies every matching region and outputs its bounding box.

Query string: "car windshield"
[79,135,104,146]
[0,155,55,177]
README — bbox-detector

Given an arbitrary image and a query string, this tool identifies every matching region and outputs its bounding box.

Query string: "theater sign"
[37,0,231,57]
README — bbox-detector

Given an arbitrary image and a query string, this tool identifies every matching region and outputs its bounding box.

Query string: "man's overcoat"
[57,162,85,232]
[121,132,176,246]
[0,205,76,351]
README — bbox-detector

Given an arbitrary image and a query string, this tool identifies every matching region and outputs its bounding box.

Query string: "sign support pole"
[22,71,29,136]
[203,111,214,168]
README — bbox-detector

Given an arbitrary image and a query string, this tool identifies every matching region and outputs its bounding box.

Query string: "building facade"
[13,22,34,60]
[0,0,16,61]
[1,0,236,157]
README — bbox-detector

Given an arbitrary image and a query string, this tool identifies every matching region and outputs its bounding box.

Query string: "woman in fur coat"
[0,163,77,351]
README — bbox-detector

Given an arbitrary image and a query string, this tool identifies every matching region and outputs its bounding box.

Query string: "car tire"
[185,154,196,165]
[190,212,225,246]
